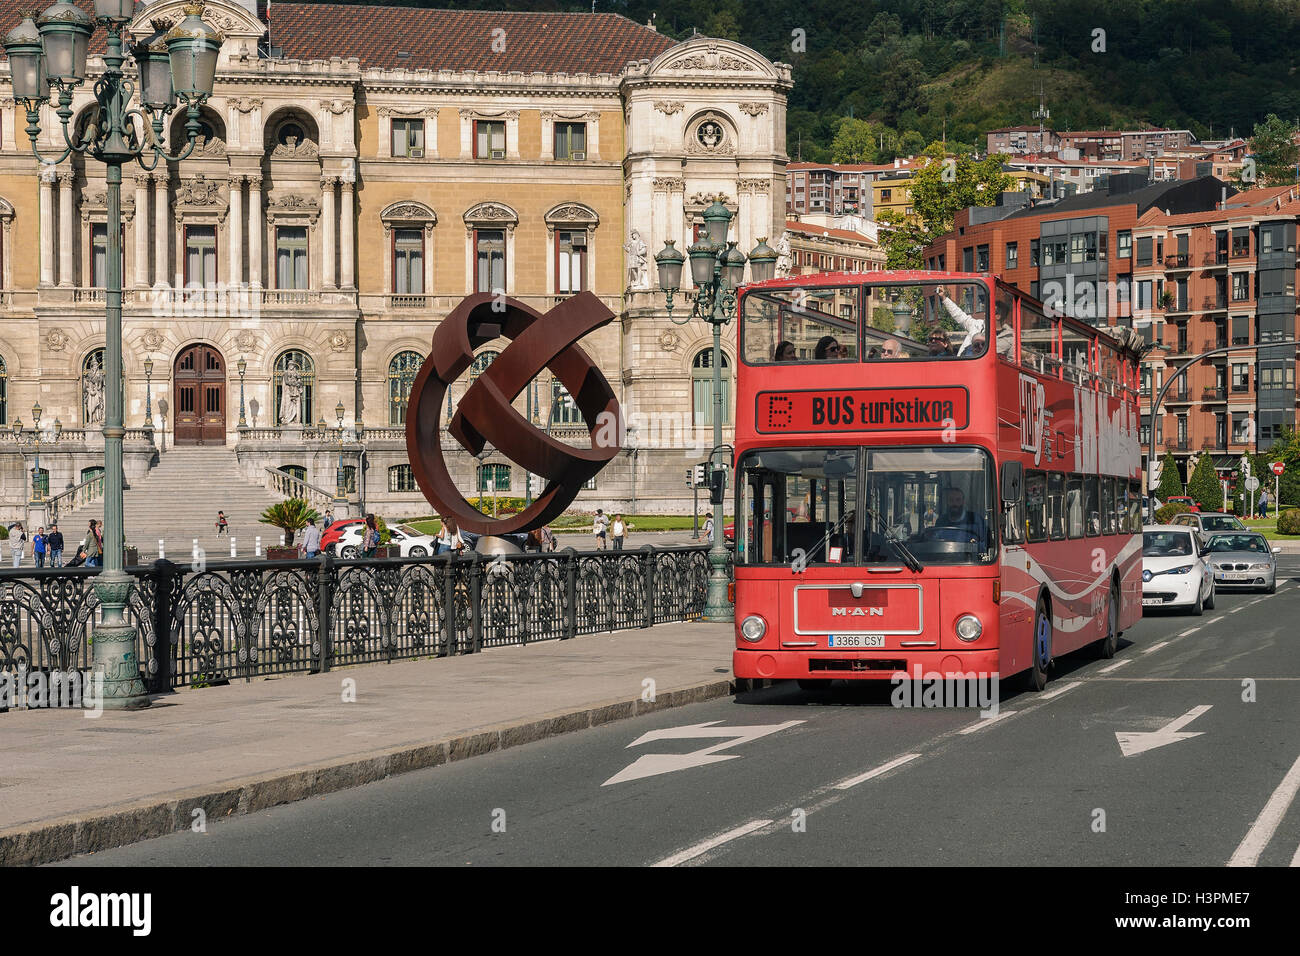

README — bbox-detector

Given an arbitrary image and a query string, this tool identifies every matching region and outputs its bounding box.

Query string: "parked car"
[1164,495,1201,513]
[1142,525,1215,614]
[1202,531,1281,593]
[335,523,438,558]
[1169,511,1248,534]
[321,518,364,554]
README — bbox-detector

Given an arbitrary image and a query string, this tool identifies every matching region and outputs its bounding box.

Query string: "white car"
[335,523,438,558]
[1142,525,1215,614]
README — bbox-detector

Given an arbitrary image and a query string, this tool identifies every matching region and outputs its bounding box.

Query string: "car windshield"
[1207,533,1269,554]
[396,525,421,536]
[1201,515,1245,531]
[739,445,995,567]
[1143,531,1194,557]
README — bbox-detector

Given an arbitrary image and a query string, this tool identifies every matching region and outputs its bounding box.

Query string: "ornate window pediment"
[79,191,136,223]
[266,193,320,225]
[463,201,518,230]
[173,174,227,223]
[544,202,599,227]
[381,200,437,237]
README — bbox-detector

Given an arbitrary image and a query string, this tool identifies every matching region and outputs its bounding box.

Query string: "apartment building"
[986,125,1060,156]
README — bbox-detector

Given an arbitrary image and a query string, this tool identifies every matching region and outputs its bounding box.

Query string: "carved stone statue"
[624,229,648,290]
[84,356,105,425]
[774,231,793,277]
[279,361,303,426]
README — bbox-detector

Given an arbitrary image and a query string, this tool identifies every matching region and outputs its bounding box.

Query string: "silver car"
[1170,512,1248,534]
[1202,531,1281,593]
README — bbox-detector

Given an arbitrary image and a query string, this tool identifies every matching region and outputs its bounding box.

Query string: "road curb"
[0,677,737,867]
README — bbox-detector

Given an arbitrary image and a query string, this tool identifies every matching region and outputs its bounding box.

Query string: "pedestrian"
[612,513,626,550]
[361,513,380,558]
[215,511,228,535]
[1257,489,1268,518]
[47,523,64,568]
[593,509,608,550]
[300,517,321,558]
[33,527,46,568]
[323,509,334,531]
[8,523,25,568]
[541,525,556,552]
[81,519,102,568]
[436,516,464,555]
[704,515,714,543]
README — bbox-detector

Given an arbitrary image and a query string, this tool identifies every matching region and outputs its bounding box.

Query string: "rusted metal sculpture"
[405,291,622,535]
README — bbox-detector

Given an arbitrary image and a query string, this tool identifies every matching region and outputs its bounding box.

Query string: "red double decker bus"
[732,271,1145,690]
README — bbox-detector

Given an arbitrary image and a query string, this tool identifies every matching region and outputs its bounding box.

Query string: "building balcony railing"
[1165,253,1191,270]
[1202,387,1227,402]
[260,289,320,306]
[1164,439,1190,452]
[1202,295,1228,311]
[1166,390,1193,404]
[1202,252,1229,268]
[388,295,427,309]
[1231,247,1253,259]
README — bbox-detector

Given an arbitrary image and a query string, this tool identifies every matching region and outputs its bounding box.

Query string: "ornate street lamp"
[653,196,777,622]
[236,356,247,428]
[5,2,224,709]
[334,401,350,510]
[143,355,153,429]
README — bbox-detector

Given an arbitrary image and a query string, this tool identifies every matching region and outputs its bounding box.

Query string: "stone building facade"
[0,0,791,522]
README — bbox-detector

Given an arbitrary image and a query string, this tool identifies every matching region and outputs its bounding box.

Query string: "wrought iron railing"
[0,547,713,699]
[46,471,106,523]
[263,467,338,512]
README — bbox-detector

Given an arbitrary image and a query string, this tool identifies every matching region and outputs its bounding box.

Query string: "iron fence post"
[563,547,577,640]
[317,552,333,673]
[150,559,176,693]
[442,554,457,656]
[469,552,483,653]
[641,544,655,628]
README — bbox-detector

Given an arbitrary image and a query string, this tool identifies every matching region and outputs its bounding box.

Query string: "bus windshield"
[739,445,996,567]
[743,281,1011,364]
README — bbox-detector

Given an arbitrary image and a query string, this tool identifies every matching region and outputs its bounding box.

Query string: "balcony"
[1165,253,1192,271]
[1165,389,1193,405]
[1201,295,1228,312]
[1164,439,1190,452]
[1202,251,1229,269]
[1202,386,1227,402]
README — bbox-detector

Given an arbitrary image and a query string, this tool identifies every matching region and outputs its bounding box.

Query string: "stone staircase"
[55,446,287,562]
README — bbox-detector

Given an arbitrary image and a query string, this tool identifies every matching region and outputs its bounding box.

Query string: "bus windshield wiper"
[863,507,924,572]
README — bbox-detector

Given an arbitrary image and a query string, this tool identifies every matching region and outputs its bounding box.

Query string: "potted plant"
[259,498,319,559]
[372,515,395,558]
[124,543,139,567]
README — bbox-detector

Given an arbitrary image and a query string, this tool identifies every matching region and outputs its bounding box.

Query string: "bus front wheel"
[1026,598,1052,691]
[1096,581,1119,659]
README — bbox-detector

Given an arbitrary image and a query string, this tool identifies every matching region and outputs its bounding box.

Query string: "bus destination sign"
[756,386,970,433]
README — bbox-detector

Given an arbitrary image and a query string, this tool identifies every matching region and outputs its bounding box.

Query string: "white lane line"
[1206,616,1224,624]
[653,819,772,867]
[1291,842,1300,868]
[958,710,1016,734]
[1228,753,1300,867]
[1142,641,1169,655]
[1041,681,1082,700]
[1100,659,1133,674]
[835,753,921,790]
[1179,626,1204,637]
[1226,606,1243,614]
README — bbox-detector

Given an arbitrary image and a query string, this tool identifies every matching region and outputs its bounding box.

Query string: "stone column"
[133,173,150,287]
[339,169,355,290]
[320,175,336,289]
[57,170,74,286]
[38,166,55,286]
[154,174,169,287]
[228,175,243,285]
[248,177,262,288]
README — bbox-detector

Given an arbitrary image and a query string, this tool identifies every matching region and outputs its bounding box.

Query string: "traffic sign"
[1245,476,1260,491]
[1272,461,1285,476]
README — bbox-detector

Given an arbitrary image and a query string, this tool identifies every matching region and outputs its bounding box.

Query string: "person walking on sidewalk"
[322,509,334,531]
[81,519,102,568]
[704,515,714,543]
[47,523,64,568]
[215,511,229,535]
[362,513,380,558]
[300,517,322,558]
[436,517,464,556]
[33,527,47,569]
[8,523,25,568]
[611,513,627,550]
[593,509,609,550]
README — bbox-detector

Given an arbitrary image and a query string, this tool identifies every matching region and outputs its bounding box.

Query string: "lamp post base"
[90,621,151,710]
[702,548,733,623]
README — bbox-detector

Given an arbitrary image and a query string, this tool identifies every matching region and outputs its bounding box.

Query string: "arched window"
[273,350,315,426]
[691,349,732,426]
[388,464,415,492]
[0,354,6,425]
[469,350,497,379]
[388,351,424,426]
[82,348,106,426]
[80,466,104,485]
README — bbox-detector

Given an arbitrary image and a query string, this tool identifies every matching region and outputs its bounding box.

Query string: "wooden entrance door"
[174,344,226,445]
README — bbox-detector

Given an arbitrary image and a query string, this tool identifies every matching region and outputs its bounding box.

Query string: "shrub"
[259,498,319,547]
[1278,510,1300,535]
[1186,455,1224,511]
[1155,502,1191,524]
[1155,452,1184,502]
[0,525,8,541]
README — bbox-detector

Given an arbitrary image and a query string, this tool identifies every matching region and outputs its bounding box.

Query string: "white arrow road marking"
[603,720,805,786]
[1229,752,1300,867]
[1115,704,1211,757]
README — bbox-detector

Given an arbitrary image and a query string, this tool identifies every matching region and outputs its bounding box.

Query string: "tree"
[1235,114,1300,187]
[1156,452,1184,502]
[1187,454,1224,511]
[830,117,878,164]
[259,498,319,548]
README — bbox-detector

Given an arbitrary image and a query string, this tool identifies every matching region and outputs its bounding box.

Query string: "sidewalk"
[0,622,735,865]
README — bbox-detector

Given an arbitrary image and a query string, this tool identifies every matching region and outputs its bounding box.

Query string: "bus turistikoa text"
[732,271,1145,691]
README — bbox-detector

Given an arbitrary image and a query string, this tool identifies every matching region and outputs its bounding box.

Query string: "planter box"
[124,547,139,567]
[374,546,393,559]
[266,546,299,560]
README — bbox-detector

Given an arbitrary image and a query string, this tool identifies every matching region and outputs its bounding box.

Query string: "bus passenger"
[927,331,954,356]
[774,340,797,362]
[881,337,904,358]
[934,285,984,354]
[815,335,844,360]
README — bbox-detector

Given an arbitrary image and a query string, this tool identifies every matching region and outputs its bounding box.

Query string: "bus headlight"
[740,615,767,642]
[955,614,983,642]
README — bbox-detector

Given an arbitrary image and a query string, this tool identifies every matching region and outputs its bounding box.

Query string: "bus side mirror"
[709,468,726,506]
[1001,462,1023,505]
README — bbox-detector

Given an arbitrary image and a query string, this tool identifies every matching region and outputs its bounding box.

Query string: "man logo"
[831,606,884,617]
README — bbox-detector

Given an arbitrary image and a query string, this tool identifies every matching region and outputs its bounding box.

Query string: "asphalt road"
[62,558,1300,867]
